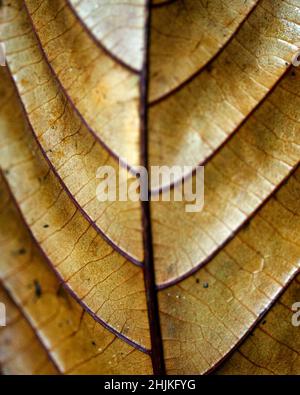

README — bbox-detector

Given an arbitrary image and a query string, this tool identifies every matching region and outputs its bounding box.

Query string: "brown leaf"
[149,0,300,173]
[0,176,152,374]
[1,0,144,262]
[0,67,150,351]
[150,0,259,101]
[159,169,300,373]
[25,0,142,167]
[68,0,146,72]
[152,67,300,285]
[0,0,299,375]
[216,275,300,375]
[0,287,58,375]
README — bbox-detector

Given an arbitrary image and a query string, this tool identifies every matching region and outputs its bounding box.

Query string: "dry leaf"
[216,275,300,375]
[0,0,299,375]
[0,286,58,375]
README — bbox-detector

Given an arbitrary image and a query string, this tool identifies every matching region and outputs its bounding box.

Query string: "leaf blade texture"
[0,0,299,375]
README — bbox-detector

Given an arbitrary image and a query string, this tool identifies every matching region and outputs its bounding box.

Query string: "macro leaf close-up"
[0,0,299,377]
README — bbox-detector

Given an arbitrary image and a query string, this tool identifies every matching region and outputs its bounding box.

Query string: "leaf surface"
[0,286,58,375]
[152,67,300,285]
[150,0,259,101]
[158,168,300,373]
[1,0,144,263]
[0,176,152,374]
[217,274,300,375]
[0,0,299,375]
[0,67,150,351]
[25,0,142,167]
[68,0,146,72]
[149,0,300,177]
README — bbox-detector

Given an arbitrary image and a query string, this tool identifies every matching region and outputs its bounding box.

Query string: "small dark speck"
[243,221,251,231]
[43,224,49,228]
[206,64,213,73]
[34,279,42,298]
[91,341,96,346]
[262,320,267,325]
[285,62,289,67]
[56,285,66,298]
[196,278,200,284]
[18,248,26,255]
[203,282,209,289]
[291,70,296,77]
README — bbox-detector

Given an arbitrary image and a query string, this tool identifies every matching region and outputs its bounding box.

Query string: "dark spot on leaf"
[203,282,209,289]
[207,64,213,73]
[262,320,267,325]
[56,285,66,298]
[18,248,26,255]
[43,224,49,228]
[91,341,96,346]
[243,220,251,231]
[34,279,42,298]
[196,278,200,284]
[56,285,72,307]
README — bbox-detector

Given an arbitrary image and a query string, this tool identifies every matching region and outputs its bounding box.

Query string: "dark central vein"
[140,0,166,375]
